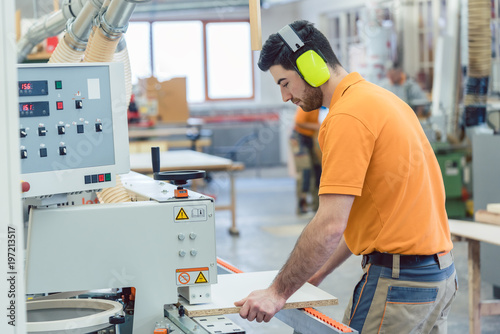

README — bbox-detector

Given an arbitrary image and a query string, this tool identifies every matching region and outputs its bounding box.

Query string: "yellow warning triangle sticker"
[176,208,189,220]
[195,272,208,284]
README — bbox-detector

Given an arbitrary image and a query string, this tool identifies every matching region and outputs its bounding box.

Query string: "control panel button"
[38,127,46,136]
[39,148,47,157]
[84,175,91,184]
[20,128,27,138]
[56,101,63,110]
[21,181,30,193]
[75,100,83,109]
[21,149,28,159]
[98,174,105,182]
[59,146,67,156]
[95,123,103,132]
[55,81,62,89]
[57,125,65,135]
[77,124,84,133]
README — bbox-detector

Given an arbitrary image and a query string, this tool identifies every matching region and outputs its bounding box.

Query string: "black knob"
[179,305,185,317]
[109,314,125,325]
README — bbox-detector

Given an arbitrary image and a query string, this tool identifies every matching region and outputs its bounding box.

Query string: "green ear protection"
[278,24,330,87]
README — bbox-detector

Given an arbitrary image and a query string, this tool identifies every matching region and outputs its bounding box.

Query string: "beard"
[296,84,324,111]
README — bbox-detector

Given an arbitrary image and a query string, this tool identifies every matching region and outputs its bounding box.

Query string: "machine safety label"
[174,205,208,222]
[176,208,189,220]
[176,267,209,286]
[195,272,208,283]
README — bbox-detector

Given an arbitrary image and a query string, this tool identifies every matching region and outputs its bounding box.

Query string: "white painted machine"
[20,63,219,333]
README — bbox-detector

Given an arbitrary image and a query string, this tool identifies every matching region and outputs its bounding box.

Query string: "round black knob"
[109,314,125,324]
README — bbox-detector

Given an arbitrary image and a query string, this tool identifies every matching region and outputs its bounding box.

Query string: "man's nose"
[280,87,291,102]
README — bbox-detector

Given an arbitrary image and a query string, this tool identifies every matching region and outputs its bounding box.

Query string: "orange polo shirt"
[318,72,452,256]
[294,107,320,137]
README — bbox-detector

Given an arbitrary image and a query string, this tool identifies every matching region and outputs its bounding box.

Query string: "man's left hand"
[234,287,286,323]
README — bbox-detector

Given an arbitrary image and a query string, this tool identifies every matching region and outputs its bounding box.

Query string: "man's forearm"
[270,195,352,299]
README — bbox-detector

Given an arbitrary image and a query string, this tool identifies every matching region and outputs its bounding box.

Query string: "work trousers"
[343,252,458,333]
[289,130,321,211]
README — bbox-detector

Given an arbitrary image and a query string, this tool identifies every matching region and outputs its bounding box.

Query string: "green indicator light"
[105,173,111,181]
[55,81,62,89]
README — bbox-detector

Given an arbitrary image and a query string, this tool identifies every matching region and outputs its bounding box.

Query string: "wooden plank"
[486,203,500,214]
[480,300,500,316]
[448,219,500,246]
[129,150,235,173]
[181,271,338,317]
[475,210,500,226]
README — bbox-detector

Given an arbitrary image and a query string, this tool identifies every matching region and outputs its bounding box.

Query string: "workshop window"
[127,20,254,103]
[152,21,205,103]
[206,22,253,100]
[126,22,152,84]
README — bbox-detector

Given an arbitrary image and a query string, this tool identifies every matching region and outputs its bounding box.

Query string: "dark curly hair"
[258,20,342,72]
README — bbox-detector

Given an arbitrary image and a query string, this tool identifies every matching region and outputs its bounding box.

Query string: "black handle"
[151,146,160,174]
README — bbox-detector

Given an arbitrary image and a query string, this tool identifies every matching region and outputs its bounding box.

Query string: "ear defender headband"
[277,24,330,87]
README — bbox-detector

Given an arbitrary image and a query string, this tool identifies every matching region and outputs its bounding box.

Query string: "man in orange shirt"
[290,106,321,214]
[235,20,457,333]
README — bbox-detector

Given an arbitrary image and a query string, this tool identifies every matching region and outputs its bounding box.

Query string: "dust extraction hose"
[463,0,491,127]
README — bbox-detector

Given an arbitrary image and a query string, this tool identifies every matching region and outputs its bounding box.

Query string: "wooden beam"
[468,240,481,334]
[249,0,262,51]
[16,9,21,41]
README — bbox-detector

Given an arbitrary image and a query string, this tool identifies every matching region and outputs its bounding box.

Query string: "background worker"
[379,64,431,118]
[234,20,457,333]
[290,106,322,215]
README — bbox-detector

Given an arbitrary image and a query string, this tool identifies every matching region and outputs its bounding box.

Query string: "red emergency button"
[21,181,30,193]
[56,101,63,110]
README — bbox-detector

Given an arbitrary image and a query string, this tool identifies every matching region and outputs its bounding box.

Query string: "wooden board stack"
[474,203,500,226]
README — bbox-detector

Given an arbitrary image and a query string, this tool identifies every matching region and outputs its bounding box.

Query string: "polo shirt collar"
[329,72,365,109]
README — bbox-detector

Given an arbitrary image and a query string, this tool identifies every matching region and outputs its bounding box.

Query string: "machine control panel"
[18,63,129,198]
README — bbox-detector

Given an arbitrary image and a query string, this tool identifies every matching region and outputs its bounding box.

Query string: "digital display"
[19,101,50,118]
[18,80,48,96]
[21,103,35,111]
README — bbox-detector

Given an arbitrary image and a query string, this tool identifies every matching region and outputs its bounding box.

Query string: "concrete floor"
[204,166,500,333]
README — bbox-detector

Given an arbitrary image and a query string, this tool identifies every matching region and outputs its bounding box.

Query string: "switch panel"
[18,63,129,198]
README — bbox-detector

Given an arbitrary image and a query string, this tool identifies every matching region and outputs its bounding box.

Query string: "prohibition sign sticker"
[176,267,209,286]
[178,272,190,285]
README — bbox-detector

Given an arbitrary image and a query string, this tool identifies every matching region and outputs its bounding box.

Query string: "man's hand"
[234,287,286,323]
